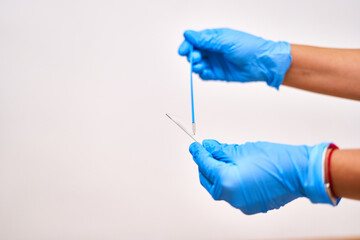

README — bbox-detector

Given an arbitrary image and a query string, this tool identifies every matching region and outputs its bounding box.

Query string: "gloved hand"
[178,28,292,89]
[189,139,339,215]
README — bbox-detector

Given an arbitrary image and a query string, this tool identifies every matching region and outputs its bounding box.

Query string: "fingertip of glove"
[202,139,220,151]
[178,46,184,56]
[184,30,196,38]
[189,142,202,155]
[192,63,204,73]
[189,50,201,63]
[184,30,198,45]
[178,40,190,56]
[199,69,215,80]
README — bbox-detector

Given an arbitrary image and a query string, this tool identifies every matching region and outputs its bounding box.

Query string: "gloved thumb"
[202,139,223,154]
[189,141,226,182]
[189,142,213,161]
[202,139,232,162]
[184,30,222,52]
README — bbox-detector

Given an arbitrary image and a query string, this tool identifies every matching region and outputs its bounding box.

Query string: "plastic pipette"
[190,47,196,135]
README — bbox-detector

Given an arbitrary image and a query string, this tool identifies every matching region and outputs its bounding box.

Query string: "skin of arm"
[283,45,360,101]
[283,45,360,200]
[325,148,360,200]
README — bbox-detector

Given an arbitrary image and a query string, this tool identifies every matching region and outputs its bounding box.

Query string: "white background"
[0,0,359,239]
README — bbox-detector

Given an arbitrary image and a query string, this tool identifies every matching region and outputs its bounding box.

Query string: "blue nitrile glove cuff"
[262,41,292,89]
[304,142,341,205]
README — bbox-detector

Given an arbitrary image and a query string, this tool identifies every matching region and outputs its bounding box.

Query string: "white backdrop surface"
[0,0,359,239]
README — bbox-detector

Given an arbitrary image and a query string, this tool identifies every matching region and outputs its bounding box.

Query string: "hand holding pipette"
[178,28,291,89]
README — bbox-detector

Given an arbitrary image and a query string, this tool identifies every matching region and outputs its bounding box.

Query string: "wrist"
[264,41,292,89]
[303,142,338,205]
[324,144,341,205]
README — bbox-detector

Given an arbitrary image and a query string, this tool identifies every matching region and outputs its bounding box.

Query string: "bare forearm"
[325,148,360,200]
[283,44,360,100]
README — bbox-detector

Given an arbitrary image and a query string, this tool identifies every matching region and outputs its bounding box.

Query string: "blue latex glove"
[189,139,339,215]
[178,28,292,89]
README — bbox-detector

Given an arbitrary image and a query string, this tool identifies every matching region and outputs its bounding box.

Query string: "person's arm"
[283,45,360,100]
[325,148,360,200]
[179,29,360,100]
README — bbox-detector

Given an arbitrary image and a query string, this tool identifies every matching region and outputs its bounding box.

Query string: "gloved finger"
[178,40,193,56]
[192,61,209,74]
[189,142,225,182]
[199,170,213,194]
[202,139,233,162]
[187,50,202,64]
[199,69,216,80]
[184,29,222,52]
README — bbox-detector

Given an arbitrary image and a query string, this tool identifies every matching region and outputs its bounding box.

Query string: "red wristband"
[327,143,339,199]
